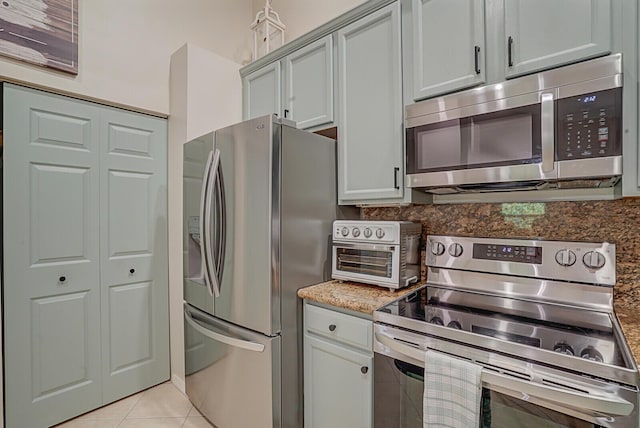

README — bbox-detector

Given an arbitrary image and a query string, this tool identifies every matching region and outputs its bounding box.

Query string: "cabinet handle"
[394,167,400,189]
[507,36,514,67]
[361,366,369,374]
[474,46,481,74]
[59,276,66,283]
[284,109,289,118]
[328,324,337,332]
[129,268,135,274]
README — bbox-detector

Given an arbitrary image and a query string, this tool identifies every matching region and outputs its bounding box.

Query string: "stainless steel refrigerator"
[183,115,336,428]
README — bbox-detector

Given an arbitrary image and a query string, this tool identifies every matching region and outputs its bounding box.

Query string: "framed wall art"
[0,0,78,74]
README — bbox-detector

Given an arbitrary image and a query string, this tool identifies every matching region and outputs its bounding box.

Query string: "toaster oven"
[331,221,421,291]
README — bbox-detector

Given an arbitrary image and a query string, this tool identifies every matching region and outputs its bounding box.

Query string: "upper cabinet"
[243,35,334,130]
[504,0,612,78]
[408,0,486,100]
[404,0,615,102]
[242,62,281,120]
[337,3,404,203]
[283,36,334,129]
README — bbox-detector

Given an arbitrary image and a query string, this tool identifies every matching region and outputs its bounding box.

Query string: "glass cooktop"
[376,285,628,368]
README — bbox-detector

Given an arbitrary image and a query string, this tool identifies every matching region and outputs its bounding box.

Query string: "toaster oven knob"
[431,241,445,256]
[582,251,606,270]
[363,227,372,238]
[448,243,463,257]
[580,346,603,363]
[340,227,349,237]
[553,342,575,356]
[375,228,385,239]
[555,249,576,267]
[352,227,361,237]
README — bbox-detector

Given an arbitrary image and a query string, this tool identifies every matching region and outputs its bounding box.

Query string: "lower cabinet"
[2,83,169,427]
[303,303,373,428]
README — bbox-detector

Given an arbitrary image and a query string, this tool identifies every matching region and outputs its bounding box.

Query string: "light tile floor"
[54,382,214,428]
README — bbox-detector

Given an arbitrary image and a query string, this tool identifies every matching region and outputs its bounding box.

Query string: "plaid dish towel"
[423,350,482,428]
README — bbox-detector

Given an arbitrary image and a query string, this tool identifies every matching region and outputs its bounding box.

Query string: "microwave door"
[406,92,557,189]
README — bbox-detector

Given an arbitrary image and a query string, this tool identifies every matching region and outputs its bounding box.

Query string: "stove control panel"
[426,236,615,286]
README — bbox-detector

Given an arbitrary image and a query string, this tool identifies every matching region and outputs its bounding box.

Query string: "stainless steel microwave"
[405,54,623,194]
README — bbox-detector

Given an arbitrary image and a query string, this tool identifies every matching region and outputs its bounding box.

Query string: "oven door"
[405,92,556,190]
[373,325,638,428]
[332,243,399,287]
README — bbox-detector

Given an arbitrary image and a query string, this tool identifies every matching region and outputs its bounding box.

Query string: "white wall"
[168,43,242,391]
[0,0,253,115]
[251,0,367,46]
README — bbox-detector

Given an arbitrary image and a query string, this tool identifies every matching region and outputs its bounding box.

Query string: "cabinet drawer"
[304,304,372,352]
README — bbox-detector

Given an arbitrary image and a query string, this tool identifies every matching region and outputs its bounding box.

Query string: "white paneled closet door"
[3,84,103,428]
[99,107,169,404]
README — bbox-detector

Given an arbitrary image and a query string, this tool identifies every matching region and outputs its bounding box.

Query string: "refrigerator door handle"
[199,150,215,296]
[184,306,265,353]
[215,157,227,290]
[205,149,222,297]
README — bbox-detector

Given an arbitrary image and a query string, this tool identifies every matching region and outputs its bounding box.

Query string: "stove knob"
[447,321,462,330]
[448,243,464,257]
[431,241,445,256]
[352,227,360,238]
[580,346,604,363]
[340,227,349,237]
[429,317,444,326]
[555,249,576,267]
[582,251,606,270]
[553,342,575,356]
[375,228,385,239]
[363,227,372,238]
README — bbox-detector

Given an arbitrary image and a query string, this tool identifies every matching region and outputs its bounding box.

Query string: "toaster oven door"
[332,243,399,287]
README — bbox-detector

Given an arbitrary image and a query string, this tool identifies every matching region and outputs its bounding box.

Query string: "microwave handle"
[540,93,555,173]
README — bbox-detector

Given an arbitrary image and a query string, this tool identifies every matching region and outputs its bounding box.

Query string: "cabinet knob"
[59,276,66,283]
[129,268,135,274]
[361,366,369,374]
[328,324,336,332]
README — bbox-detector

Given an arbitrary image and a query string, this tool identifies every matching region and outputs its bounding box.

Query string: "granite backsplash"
[362,198,640,306]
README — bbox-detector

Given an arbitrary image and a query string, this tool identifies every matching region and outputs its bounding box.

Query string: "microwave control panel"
[556,87,621,161]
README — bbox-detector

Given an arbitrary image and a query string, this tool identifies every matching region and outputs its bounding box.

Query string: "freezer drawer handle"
[184,309,265,353]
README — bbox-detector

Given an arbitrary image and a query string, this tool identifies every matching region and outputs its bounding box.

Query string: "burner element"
[553,342,575,356]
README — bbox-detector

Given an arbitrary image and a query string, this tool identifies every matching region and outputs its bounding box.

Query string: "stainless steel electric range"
[373,235,639,428]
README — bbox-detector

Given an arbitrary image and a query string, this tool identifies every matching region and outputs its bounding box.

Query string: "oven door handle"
[374,331,634,416]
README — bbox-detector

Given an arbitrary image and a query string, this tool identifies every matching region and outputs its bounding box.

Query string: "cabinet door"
[411,0,485,100]
[3,84,103,428]
[243,62,281,120]
[504,0,611,78]
[304,334,373,428]
[99,108,169,403]
[283,35,334,129]
[337,2,404,202]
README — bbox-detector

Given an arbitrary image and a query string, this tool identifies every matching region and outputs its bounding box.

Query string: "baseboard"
[171,373,186,394]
